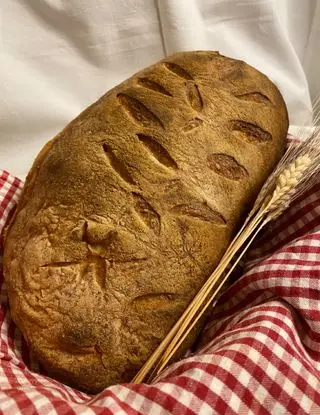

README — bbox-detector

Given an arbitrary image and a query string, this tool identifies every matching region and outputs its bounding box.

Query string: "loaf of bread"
[2,51,288,393]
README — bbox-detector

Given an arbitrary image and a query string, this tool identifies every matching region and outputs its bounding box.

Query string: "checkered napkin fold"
[0,165,320,414]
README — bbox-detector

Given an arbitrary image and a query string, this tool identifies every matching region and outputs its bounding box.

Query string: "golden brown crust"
[3,51,288,393]
[1,139,55,251]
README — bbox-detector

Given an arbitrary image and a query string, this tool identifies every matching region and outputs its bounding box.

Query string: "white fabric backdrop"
[0,0,319,179]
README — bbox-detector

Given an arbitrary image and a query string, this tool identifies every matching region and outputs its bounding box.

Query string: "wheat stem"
[147,213,266,379]
[153,220,267,378]
[134,209,270,382]
[152,217,264,373]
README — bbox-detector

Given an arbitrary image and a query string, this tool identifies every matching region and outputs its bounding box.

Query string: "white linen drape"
[0,0,318,178]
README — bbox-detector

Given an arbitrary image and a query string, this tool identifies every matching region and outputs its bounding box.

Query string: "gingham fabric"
[1,167,320,415]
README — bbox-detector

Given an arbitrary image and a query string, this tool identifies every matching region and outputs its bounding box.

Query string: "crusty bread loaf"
[2,51,288,393]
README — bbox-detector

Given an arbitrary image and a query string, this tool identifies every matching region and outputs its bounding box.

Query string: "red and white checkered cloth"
[1,166,320,414]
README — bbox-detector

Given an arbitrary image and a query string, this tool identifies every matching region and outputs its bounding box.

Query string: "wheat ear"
[264,155,312,219]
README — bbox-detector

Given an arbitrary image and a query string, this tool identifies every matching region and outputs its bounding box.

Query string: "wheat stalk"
[153,220,267,377]
[132,100,320,384]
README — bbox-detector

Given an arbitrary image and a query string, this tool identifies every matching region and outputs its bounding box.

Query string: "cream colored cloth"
[0,0,318,179]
